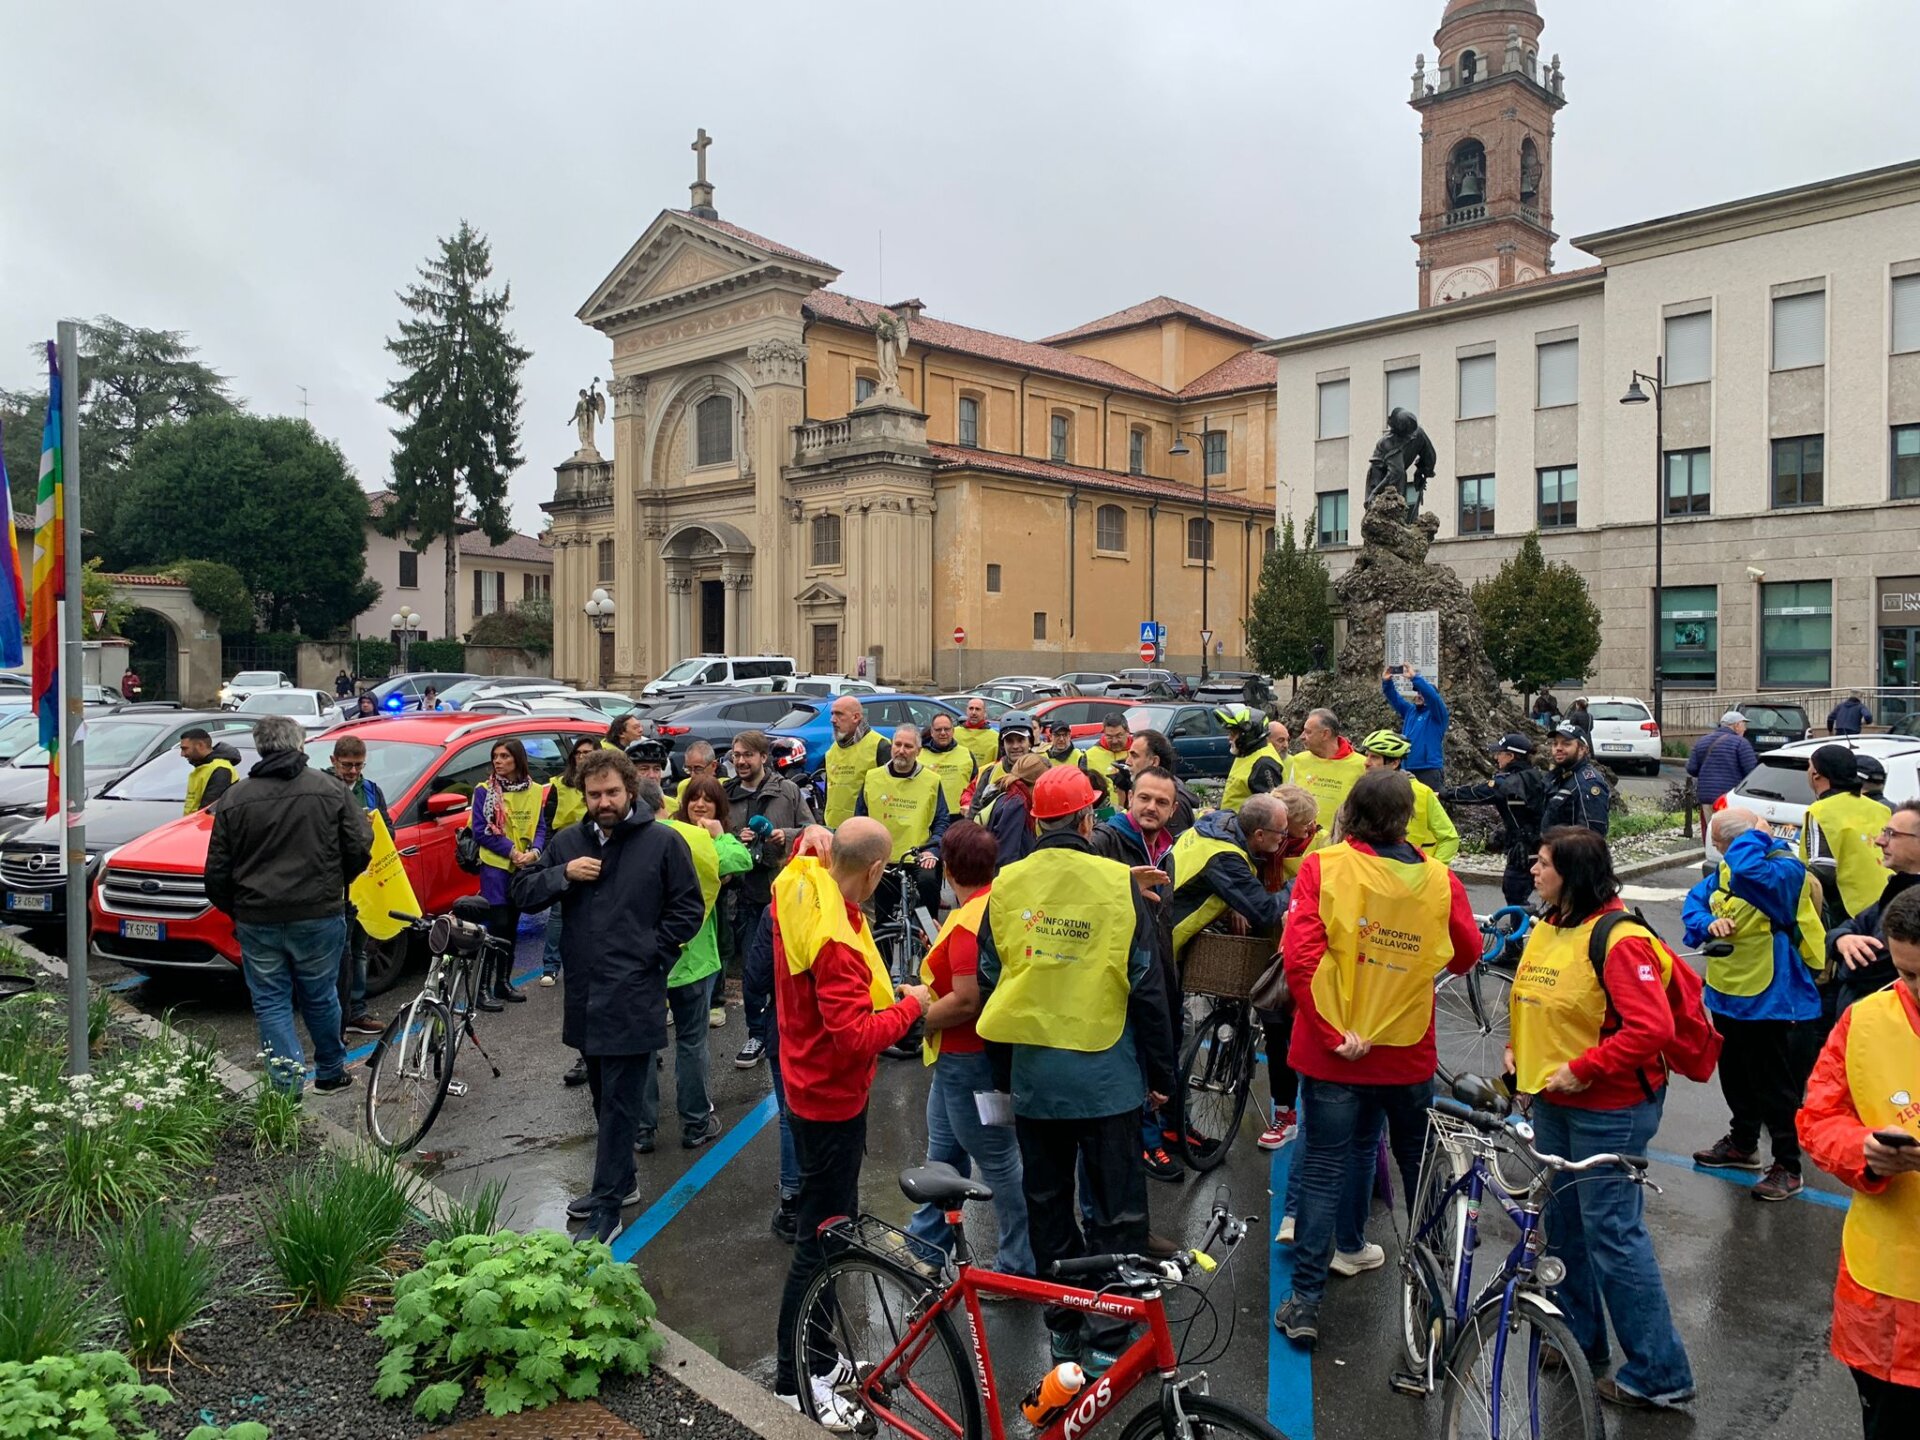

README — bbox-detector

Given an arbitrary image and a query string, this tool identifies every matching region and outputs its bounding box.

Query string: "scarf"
[484,775,531,836]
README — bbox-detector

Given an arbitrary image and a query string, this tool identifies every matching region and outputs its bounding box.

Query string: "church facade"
[547,166,1279,693]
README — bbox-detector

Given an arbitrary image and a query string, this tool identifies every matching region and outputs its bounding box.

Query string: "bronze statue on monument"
[1365,406,1437,521]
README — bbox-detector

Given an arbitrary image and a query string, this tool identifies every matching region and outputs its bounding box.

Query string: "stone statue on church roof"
[872,308,910,397]
[570,378,605,455]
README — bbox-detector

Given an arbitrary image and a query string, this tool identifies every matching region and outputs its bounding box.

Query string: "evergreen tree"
[1244,516,1334,693]
[380,222,530,637]
[1472,529,1602,704]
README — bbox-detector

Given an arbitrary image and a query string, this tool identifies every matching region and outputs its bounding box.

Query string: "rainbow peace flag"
[31,342,64,819]
[0,420,24,669]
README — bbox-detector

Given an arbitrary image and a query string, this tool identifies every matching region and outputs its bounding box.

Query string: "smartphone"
[1874,1129,1919,1149]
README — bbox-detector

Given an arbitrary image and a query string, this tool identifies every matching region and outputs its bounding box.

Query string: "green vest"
[861,763,942,861]
[1169,828,1247,954]
[663,819,750,987]
[1286,746,1366,820]
[956,724,1001,770]
[183,756,237,815]
[1222,743,1282,811]
[1803,791,1894,916]
[978,849,1134,1052]
[550,782,587,833]
[1708,852,1826,996]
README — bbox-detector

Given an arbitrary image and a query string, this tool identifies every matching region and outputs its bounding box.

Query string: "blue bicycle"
[1392,1073,1650,1439]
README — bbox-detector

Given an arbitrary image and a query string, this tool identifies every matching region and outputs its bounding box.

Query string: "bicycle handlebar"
[1050,1188,1243,1285]
[1433,1096,1652,1178]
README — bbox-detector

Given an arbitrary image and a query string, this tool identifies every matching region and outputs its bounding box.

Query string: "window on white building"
[1663,311,1712,384]
[1772,291,1826,371]
[1536,339,1578,408]
[1317,380,1350,439]
[1458,354,1496,419]
[1385,366,1420,418]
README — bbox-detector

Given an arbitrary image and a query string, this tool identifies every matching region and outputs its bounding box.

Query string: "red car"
[1030,696,1134,740]
[91,714,605,993]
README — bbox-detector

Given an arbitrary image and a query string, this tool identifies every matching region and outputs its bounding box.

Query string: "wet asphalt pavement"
[42,859,1863,1440]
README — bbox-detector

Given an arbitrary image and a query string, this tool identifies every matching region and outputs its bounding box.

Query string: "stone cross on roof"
[689,127,717,219]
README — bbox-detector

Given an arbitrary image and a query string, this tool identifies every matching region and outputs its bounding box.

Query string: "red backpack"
[1586,909,1724,1084]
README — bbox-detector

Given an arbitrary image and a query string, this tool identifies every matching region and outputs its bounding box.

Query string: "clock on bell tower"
[1410,0,1566,308]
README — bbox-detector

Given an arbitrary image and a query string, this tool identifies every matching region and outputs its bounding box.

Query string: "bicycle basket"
[1184,934,1273,999]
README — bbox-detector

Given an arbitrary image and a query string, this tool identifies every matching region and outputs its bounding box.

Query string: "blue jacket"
[1828,697,1872,734]
[1381,673,1450,773]
[1684,725,1759,806]
[1681,828,1821,1022]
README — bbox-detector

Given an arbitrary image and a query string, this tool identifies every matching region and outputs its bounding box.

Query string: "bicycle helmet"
[999,711,1036,736]
[625,737,671,768]
[1214,702,1265,748]
[1358,729,1412,761]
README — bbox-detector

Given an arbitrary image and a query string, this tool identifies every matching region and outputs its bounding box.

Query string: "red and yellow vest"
[919,889,990,1064]
[773,857,892,1010]
[1841,987,1920,1302]
[1510,914,1670,1094]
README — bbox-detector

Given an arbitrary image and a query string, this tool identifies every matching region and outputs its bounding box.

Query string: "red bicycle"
[789,1163,1287,1440]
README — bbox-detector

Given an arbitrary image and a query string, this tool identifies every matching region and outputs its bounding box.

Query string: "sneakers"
[734,1036,767,1070]
[1691,1135,1763,1171]
[312,1072,353,1094]
[565,1183,642,1219]
[709,1006,727,1029]
[1273,1298,1319,1345]
[1083,1347,1121,1379]
[1143,1146,1183,1183]
[634,1133,655,1155]
[343,1012,384,1035]
[771,1196,798,1243]
[778,1358,866,1432]
[1048,1330,1084,1366]
[537,973,557,987]
[1275,1215,1295,1245]
[562,1057,588,1087]
[683,1110,723,1149]
[1595,1377,1654,1410]
[1258,1107,1298,1151]
[1331,1242,1386,1276]
[1752,1163,1803,1202]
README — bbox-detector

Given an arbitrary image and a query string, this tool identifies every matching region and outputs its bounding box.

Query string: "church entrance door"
[699,580,726,655]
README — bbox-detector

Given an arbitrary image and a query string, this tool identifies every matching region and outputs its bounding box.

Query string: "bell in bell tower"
[1410,0,1566,308]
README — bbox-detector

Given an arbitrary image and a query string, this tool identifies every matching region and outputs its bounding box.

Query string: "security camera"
[1746,566,1766,580]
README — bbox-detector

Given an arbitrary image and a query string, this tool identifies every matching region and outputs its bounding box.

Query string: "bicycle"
[869,848,939,985]
[1432,907,1533,1088]
[1392,1072,1659,1439]
[1170,978,1263,1173]
[791,1167,1285,1440]
[363,896,507,1153]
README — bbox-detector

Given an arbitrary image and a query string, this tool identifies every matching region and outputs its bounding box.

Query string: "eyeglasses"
[1881,826,1920,841]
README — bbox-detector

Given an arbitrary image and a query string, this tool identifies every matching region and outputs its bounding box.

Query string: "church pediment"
[578,210,841,333]
[794,580,846,607]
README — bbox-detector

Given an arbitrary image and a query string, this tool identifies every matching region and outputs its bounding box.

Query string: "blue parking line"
[1266,1141,1313,1440]
[611,1091,780,1260]
[1646,1148,1848,1211]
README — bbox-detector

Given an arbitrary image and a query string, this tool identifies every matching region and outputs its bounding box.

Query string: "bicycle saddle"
[898,1162,994,1207]
[1449,1072,1509,1113]
[451,895,493,922]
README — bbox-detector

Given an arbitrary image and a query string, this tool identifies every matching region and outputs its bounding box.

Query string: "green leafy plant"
[425,1178,510,1245]
[374,1230,663,1420]
[0,1350,171,1436]
[1244,516,1334,692]
[1472,530,1603,706]
[246,1064,306,1156]
[101,1205,219,1367]
[260,1148,418,1311]
[185,1425,271,1440]
[408,637,466,673]
[0,1246,101,1364]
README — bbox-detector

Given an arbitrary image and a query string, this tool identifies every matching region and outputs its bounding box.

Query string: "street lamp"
[1168,416,1217,682]
[390,605,421,674]
[583,588,614,685]
[1620,358,1665,736]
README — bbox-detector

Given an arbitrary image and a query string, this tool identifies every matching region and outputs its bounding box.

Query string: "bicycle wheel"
[364,997,456,1153]
[1441,1299,1600,1440]
[1116,1389,1289,1440]
[792,1252,983,1440]
[1173,1000,1255,1171]
[1398,1243,1449,1376]
[1434,964,1514,1087]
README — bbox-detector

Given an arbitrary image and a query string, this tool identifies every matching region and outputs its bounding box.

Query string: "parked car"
[435,678,575,710]
[1032,696,1133,740]
[218,670,293,709]
[934,694,1015,722]
[362,671,482,715]
[232,688,341,734]
[1706,734,1920,868]
[641,654,797,697]
[785,674,880,698]
[1580,694,1663,775]
[1106,668,1190,699]
[2,740,258,939]
[626,691,802,757]
[976,678,1067,708]
[0,711,255,836]
[1736,701,1814,753]
[1122,702,1233,778]
[0,711,41,763]
[91,713,606,991]
[553,690,641,718]
[766,693,961,779]
[1194,670,1271,701]
[1054,672,1120,696]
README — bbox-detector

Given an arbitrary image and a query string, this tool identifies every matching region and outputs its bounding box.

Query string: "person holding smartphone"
[1799,883,1920,1438]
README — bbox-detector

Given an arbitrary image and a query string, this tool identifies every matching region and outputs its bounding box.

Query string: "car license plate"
[6,892,51,912]
[119,919,165,942]
[1773,823,1800,845]
[1600,742,1630,752]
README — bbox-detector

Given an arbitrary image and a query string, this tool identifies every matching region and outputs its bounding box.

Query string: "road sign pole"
[58,322,88,1076]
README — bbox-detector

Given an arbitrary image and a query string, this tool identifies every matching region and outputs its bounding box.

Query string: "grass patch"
[246,1071,307,1158]
[0,1245,100,1365]
[425,1177,510,1246]
[101,1205,219,1368]
[261,1148,419,1311]
[1610,808,1687,841]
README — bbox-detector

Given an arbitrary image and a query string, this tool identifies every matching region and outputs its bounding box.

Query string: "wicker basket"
[1183,933,1274,999]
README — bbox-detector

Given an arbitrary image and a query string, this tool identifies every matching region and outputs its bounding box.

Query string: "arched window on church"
[810,512,842,568]
[1095,504,1127,553]
[1520,138,1542,202]
[1186,517,1214,564]
[696,394,733,467]
[1458,49,1478,83]
[1447,138,1487,212]
[855,375,876,405]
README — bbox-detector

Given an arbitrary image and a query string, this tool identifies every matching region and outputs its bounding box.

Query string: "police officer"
[1439,733,1548,906]
[1542,721,1612,837]
[1218,704,1286,811]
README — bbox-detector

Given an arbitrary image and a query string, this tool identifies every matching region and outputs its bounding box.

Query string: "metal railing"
[1663,687,1920,734]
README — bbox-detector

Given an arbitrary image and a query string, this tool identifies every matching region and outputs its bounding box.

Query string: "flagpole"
[57,321,87,1077]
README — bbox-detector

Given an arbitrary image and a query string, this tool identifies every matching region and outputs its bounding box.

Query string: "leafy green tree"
[1244,516,1335,693]
[381,222,530,637]
[111,413,380,634]
[467,595,552,657]
[161,559,255,635]
[1,388,41,518]
[1472,529,1602,704]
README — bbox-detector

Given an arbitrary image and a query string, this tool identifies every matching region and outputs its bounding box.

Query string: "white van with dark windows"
[641,654,797,696]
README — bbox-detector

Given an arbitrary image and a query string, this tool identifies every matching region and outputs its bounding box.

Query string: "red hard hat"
[1030,763,1100,820]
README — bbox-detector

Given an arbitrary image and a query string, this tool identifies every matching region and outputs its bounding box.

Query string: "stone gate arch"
[106,575,222,706]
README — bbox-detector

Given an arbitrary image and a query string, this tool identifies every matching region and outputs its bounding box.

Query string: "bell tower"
[1410,0,1566,307]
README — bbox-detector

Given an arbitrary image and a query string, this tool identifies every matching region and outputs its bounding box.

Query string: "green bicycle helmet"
[1359,729,1412,760]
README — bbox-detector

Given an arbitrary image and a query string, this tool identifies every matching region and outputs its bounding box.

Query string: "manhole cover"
[431,1400,645,1438]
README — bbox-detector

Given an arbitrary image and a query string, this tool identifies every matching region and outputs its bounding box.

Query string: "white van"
[641,654,797,696]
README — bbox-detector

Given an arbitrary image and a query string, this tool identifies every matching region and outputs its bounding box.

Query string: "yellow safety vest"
[920,889,991,1064]
[1509,913,1671,1094]
[1407,777,1459,864]
[861,763,942,862]
[1169,828,1249,954]
[1286,747,1367,820]
[1044,747,1086,770]
[476,783,549,870]
[824,732,885,829]
[1803,791,1894,916]
[921,743,977,812]
[1841,988,1920,1302]
[549,782,587,833]
[977,849,1134,1052]
[1706,854,1826,996]
[183,756,237,815]
[1222,744,1283,812]
[956,724,1001,770]
[1309,842,1455,1047]
[772,856,893,1010]
[664,818,722,919]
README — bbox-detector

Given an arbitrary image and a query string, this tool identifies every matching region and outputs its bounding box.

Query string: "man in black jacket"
[1440,733,1548,906]
[1828,798,1920,1013]
[206,716,372,1095]
[512,749,705,1243]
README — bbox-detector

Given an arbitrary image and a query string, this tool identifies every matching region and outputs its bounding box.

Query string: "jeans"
[905,1050,1034,1276]
[639,974,716,1142]
[1530,1093,1695,1405]
[334,916,369,1030]
[777,1109,868,1394]
[1263,1015,1298,1109]
[238,916,349,1091]
[767,1045,800,1198]
[542,908,563,977]
[1411,767,1444,791]
[1016,1110,1148,1352]
[1716,1015,1805,1172]
[737,896,772,1043]
[584,1053,652,1236]
[1288,1075,1431,1309]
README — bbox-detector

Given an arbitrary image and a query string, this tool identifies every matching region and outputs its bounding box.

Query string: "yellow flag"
[351,812,420,941]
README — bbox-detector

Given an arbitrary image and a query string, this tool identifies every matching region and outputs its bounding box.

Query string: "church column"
[608,374,649,683]
[723,570,752,654]
[746,337,808,661]
[664,571,692,663]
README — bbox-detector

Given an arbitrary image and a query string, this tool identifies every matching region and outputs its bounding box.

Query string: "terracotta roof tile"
[1039,296,1269,346]
[1179,351,1279,398]
[105,572,189,589]
[668,211,833,270]
[459,530,552,565]
[805,291,1177,399]
[928,443,1271,515]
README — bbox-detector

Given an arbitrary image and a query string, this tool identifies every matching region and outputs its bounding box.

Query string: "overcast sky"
[6,1,1916,533]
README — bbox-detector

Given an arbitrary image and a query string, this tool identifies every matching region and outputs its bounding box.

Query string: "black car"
[1738,702,1813,753]
[646,691,815,763]
[0,711,256,839]
[1,741,258,939]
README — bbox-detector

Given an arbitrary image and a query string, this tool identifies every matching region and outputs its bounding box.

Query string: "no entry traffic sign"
[952,626,966,646]
[1139,641,1155,663]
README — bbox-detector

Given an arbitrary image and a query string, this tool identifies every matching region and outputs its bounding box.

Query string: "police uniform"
[1543,758,1612,836]
[1440,735,1548,906]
